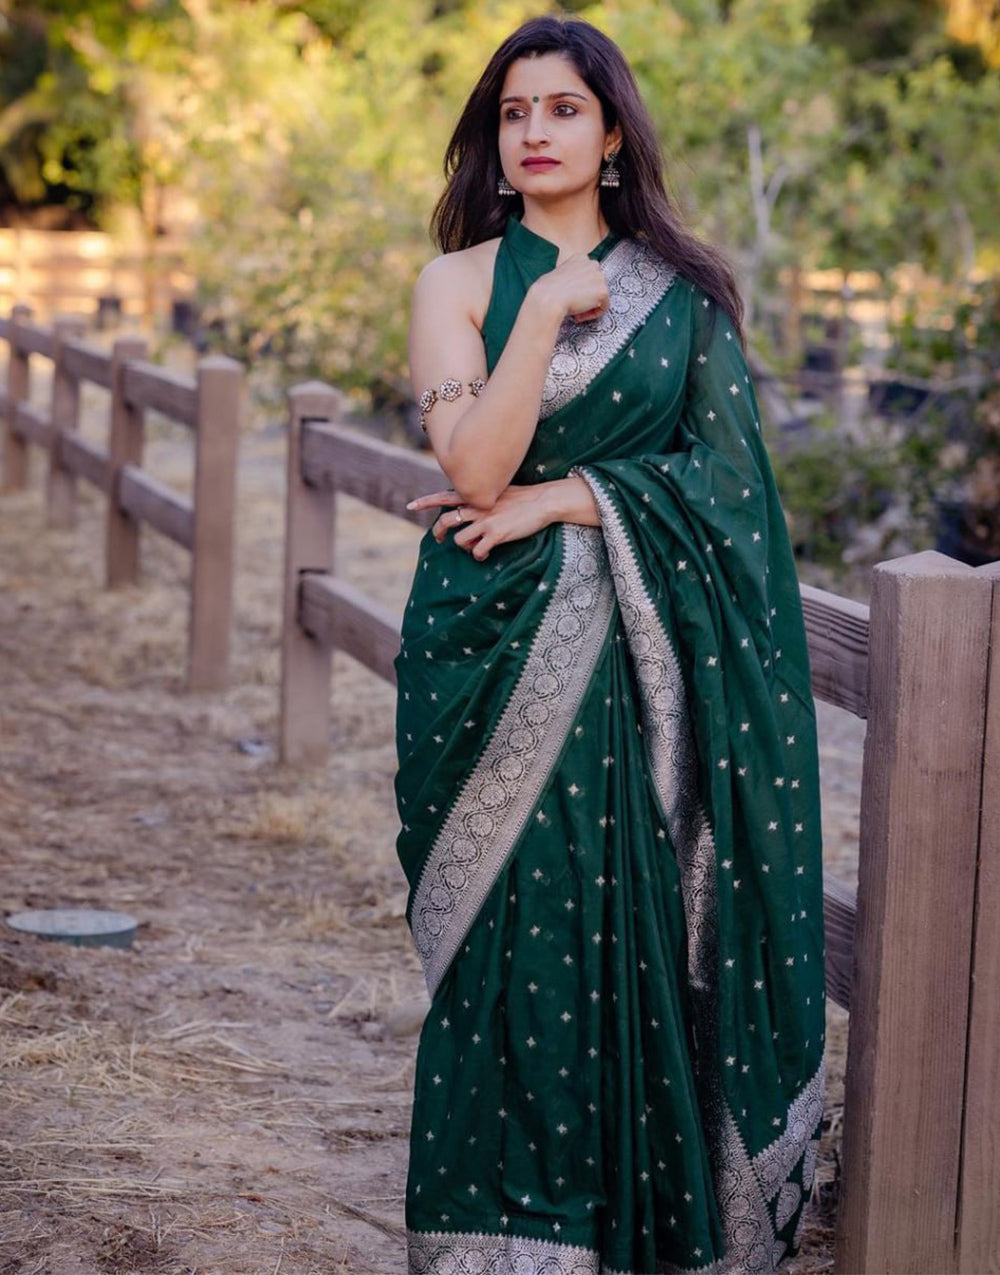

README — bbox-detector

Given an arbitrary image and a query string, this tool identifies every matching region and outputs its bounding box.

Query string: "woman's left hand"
[406,484,555,561]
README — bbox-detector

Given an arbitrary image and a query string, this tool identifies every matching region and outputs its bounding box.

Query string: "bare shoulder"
[414,238,502,329]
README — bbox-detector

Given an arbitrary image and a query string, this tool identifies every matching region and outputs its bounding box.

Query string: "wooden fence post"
[957,559,1000,1273]
[835,551,994,1275]
[3,303,32,491]
[187,355,242,692]
[279,382,345,765]
[46,316,86,527]
[105,334,148,587]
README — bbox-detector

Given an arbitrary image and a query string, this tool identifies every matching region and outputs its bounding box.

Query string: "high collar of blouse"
[502,214,619,274]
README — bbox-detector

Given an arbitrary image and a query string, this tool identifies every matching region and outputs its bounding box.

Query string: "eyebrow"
[499,91,589,106]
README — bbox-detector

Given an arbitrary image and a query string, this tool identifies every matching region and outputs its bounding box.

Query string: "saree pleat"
[395,216,826,1274]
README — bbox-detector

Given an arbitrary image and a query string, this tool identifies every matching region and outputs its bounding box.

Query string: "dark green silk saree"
[394,216,825,1275]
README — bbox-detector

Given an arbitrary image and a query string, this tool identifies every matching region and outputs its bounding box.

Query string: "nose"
[523,106,550,147]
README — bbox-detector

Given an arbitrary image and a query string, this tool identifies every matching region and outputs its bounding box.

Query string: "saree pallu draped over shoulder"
[394,216,826,1275]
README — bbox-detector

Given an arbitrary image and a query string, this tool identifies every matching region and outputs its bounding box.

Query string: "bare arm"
[409,250,608,508]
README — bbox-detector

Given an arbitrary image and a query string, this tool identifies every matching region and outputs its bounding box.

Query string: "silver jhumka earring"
[600,151,621,189]
[498,174,517,196]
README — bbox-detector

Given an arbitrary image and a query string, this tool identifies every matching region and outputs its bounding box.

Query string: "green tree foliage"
[811,0,943,61]
[178,0,550,384]
[1,1,193,216]
[805,0,1000,279]
[598,0,835,322]
[0,0,997,393]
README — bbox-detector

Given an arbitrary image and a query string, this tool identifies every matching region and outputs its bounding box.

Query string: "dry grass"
[0,390,860,1273]
[0,417,423,1273]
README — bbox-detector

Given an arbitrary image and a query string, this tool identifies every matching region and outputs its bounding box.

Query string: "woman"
[394,15,825,1274]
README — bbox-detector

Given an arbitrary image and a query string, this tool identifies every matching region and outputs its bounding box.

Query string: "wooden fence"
[279,381,1000,1274]
[0,304,242,691]
[0,228,192,325]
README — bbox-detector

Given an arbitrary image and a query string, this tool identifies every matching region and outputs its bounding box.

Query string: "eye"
[553,103,578,116]
[503,106,526,121]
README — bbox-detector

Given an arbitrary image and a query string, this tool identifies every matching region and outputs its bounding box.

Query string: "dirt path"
[0,415,861,1273]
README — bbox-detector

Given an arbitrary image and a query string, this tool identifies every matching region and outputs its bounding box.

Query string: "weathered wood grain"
[45,317,86,528]
[823,876,856,1012]
[105,335,149,587]
[117,464,194,549]
[958,560,1000,1274]
[835,551,993,1275]
[1,309,241,700]
[800,583,869,718]
[298,573,401,686]
[279,383,346,765]
[61,338,112,390]
[58,432,110,490]
[10,321,54,360]
[187,355,242,691]
[2,304,32,490]
[301,421,443,527]
[12,401,50,447]
[121,360,197,427]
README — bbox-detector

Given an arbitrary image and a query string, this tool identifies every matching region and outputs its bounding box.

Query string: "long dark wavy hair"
[431,15,744,341]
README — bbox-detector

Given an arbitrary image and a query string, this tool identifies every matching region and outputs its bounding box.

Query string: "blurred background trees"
[1,0,998,571]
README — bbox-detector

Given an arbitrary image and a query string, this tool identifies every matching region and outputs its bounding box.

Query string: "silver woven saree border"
[408,1228,600,1274]
[407,1227,726,1275]
[576,469,822,1275]
[752,1057,826,1201]
[539,240,677,421]
[574,469,717,994]
[409,524,616,996]
[407,1224,779,1275]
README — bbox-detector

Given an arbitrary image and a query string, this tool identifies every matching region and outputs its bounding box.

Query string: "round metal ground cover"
[5,908,138,949]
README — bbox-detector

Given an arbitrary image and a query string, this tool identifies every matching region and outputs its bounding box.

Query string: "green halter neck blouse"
[481,214,620,374]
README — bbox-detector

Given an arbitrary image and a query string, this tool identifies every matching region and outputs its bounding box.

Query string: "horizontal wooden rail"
[58,432,110,490]
[12,401,51,447]
[118,464,194,549]
[62,338,112,390]
[0,228,189,324]
[7,323,55,359]
[823,876,856,1011]
[121,360,198,426]
[302,421,443,523]
[299,573,402,685]
[2,307,242,690]
[800,583,869,717]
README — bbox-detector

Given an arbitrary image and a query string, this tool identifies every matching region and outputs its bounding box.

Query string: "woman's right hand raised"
[529,253,610,324]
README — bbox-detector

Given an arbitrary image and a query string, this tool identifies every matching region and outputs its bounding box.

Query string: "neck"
[520,192,609,260]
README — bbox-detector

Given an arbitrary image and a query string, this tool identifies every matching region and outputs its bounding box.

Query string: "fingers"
[455,521,499,561]
[572,291,610,323]
[457,525,492,560]
[426,499,504,558]
[406,489,461,512]
[432,504,477,543]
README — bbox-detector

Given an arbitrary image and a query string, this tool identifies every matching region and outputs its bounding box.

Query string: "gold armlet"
[418,377,487,432]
